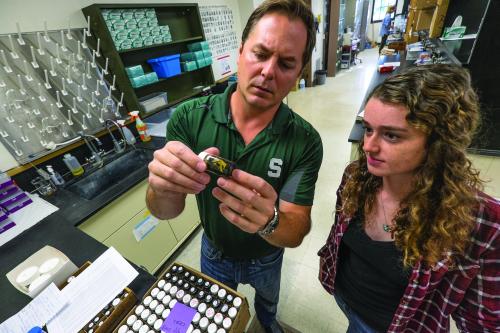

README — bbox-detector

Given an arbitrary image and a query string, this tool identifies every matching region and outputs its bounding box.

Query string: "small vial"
[151,287,160,297]
[226,294,233,303]
[118,325,128,333]
[155,304,165,315]
[176,289,185,300]
[140,309,150,320]
[149,299,159,310]
[228,307,237,319]
[190,286,197,294]
[162,308,170,319]
[190,298,200,309]
[207,323,218,333]
[165,272,172,279]
[192,312,201,324]
[217,289,227,299]
[183,282,190,289]
[127,315,137,325]
[162,295,172,306]
[158,279,166,288]
[190,276,196,283]
[163,282,172,293]
[205,294,213,303]
[198,291,206,299]
[132,320,142,331]
[147,313,157,325]
[139,325,149,333]
[217,329,226,333]
[105,309,111,316]
[178,266,184,273]
[223,317,232,330]
[143,296,153,306]
[199,152,236,177]
[214,313,223,325]
[199,317,209,331]
[204,281,210,289]
[177,279,184,286]
[220,304,229,313]
[157,290,166,301]
[197,278,204,286]
[198,302,207,314]
[233,297,242,308]
[169,299,177,309]
[187,324,194,333]
[206,307,215,319]
[135,305,145,316]
[184,271,190,278]
[154,319,163,330]
[172,276,178,283]
[210,284,219,295]
[171,265,178,272]
[112,298,121,306]
[183,294,192,304]
[193,330,201,333]
[170,286,178,296]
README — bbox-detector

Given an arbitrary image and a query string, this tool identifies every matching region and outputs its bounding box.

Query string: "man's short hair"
[241,0,316,69]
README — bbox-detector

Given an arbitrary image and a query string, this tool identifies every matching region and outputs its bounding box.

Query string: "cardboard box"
[61,262,137,333]
[113,262,251,333]
[411,0,438,9]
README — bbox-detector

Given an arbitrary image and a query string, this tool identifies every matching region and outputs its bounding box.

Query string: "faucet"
[105,119,126,153]
[78,131,104,168]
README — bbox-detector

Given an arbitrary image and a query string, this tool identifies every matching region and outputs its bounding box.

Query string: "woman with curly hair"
[318,64,499,333]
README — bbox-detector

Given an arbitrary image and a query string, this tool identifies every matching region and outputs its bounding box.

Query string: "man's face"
[236,13,307,111]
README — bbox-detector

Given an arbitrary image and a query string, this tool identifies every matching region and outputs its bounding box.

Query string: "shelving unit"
[82,3,215,116]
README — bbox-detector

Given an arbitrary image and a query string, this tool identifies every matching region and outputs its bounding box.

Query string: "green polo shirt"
[167,83,323,259]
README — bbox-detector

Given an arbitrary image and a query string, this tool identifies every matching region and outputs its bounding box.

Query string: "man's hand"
[146,141,217,220]
[148,141,217,195]
[211,169,277,234]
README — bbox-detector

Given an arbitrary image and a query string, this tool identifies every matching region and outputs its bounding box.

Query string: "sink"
[64,148,153,200]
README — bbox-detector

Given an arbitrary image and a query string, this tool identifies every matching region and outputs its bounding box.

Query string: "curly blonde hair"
[342,65,483,268]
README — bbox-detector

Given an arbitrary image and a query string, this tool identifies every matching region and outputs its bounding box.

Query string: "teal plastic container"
[128,29,140,39]
[140,28,151,37]
[132,38,143,48]
[108,10,122,20]
[143,36,154,46]
[120,40,133,50]
[180,52,195,61]
[181,61,198,72]
[114,30,129,41]
[194,51,204,60]
[187,41,210,52]
[159,25,170,33]
[163,34,172,43]
[204,57,213,65]
[153,36,164,44]
[137,18,149,28]
[112,21,126,30]
[148,18,159,27]
[143,72,159,84]
[122,10,134,20]
[126,65,145,78]
[196,58,206,68]
[130,75,147,88]
[202,49,212,58]
[145,9,156,18]
[133,10,146,19]
[150,27,161,36]
[124,19,138,29]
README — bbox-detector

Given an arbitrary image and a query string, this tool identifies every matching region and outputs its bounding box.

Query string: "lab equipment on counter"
[6,245,78,298]
[63,153,84,176]
[129,111,151,142]
[46,165,65,186]
[117,120,136,145]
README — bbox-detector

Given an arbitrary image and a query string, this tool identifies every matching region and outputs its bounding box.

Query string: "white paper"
[46,247,138,333]
[0,283,68,333]
[0,194,59,246]
[383,62,401,67]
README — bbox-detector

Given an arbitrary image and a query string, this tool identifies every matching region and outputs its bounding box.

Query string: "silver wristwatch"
[258,206,279,236]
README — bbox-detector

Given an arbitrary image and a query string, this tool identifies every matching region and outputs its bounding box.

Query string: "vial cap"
[207,323,218,333]
[223,317,232,329]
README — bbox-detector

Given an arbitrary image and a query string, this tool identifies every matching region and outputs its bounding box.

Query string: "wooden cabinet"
[82,3,214,116]
[405,0,450,43]
[103,208,178,273]
[78,179,200,273]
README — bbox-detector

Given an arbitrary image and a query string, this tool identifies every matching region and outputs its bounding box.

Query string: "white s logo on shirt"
[268,158,283,178]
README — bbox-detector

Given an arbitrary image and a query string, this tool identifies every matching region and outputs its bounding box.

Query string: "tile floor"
[170,47,500,332]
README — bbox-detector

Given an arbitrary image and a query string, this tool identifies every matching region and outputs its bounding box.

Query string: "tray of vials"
[114,262,250,333]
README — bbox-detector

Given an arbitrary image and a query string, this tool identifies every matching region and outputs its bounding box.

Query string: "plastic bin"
[181,61,198,72]
[147,54,181,78]
[125,65,144,78]
[187,41,210,52]
[314,70,327,85]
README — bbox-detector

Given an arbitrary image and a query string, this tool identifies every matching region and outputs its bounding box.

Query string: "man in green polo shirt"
[147,1,322,332]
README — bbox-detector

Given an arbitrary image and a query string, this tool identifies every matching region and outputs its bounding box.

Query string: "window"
[371,0,398,23]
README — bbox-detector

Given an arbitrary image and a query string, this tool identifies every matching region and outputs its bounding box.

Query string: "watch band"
[258,205,279,236]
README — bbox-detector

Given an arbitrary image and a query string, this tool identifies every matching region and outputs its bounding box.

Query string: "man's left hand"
[211,169,277,234]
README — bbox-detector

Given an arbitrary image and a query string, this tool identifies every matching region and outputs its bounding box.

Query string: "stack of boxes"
[125,65,159,88]
[180,41,213,72]
[103,8,172,51]
[0,173,33,233]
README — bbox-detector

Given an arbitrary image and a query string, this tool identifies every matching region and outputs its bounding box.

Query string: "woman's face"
[362,97,427,179]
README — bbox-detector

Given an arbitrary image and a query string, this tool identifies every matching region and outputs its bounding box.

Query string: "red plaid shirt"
[318,169,500,332]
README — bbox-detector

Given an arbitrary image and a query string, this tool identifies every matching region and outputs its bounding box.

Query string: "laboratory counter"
[0,137,167,322]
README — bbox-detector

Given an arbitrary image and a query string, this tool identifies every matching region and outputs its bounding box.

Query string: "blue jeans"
[334,293,380,333]
[200,233,284,327]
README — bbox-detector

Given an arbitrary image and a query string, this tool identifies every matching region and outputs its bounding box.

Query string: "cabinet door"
[78,181,149,242]
[168,195,200,242]
[103,208,178,273]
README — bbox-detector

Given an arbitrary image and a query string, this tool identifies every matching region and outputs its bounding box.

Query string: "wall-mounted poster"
[200,5,239,80]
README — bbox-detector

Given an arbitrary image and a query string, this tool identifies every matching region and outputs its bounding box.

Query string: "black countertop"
[0,137,166,322]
